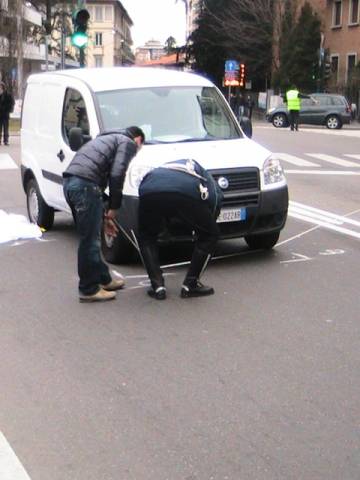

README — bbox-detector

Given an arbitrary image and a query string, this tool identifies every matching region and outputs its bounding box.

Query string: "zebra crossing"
[276,152,360,173]
[0,153,18,170]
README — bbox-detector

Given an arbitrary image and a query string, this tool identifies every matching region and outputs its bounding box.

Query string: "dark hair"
[125,126,145,144]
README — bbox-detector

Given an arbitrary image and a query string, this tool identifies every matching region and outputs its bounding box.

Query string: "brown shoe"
[79,288,116,303]
[101,277,125,291]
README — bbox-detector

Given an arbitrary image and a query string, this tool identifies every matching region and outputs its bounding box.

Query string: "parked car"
[21,67,288,263]
[266,93,352,129]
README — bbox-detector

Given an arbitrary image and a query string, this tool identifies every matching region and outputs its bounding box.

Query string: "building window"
[349,0,359,24]
[333,0,342,26]
[95,6,103,22]
[347,54,357,81]
[105,6,112,21]
[94,55,103,68]
[95,32,103,46]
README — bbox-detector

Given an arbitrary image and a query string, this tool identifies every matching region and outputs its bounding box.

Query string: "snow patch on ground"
[0,210,42,244]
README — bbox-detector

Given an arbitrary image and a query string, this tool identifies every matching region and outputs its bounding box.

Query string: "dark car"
[266,93,351,129]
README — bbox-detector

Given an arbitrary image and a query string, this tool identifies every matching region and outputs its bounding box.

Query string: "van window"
[62,88,90,143]
[96,86,241,144]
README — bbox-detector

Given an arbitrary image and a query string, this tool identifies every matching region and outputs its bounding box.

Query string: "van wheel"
[326,115,341,129]
[245,231,280,250]
[272,113,288,128]
[101,225,136,264]
[26,178,54,230]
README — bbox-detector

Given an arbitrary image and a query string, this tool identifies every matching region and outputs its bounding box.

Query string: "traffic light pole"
[79,48,85,68]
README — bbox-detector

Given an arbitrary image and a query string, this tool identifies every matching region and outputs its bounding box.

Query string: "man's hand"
[104,209,119,238]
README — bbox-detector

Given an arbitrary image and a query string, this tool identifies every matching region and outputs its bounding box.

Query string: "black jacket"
[139,159,224,217]
[0,91,15,118]
[64,129,138,209]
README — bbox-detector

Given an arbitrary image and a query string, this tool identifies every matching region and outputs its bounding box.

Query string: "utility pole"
[44,0,52,71]
[16,0,23,98]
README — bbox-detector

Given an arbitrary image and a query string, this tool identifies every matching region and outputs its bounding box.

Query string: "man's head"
[125,126,145,149]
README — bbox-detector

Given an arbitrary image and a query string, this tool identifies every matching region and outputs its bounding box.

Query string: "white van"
[21,67,288,263]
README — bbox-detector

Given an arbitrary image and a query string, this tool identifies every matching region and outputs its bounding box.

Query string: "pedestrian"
[284,85,316,131]
[245,95,254,119]
[63,126,145,303]
[137,158,223,300]
[0,81,15,146]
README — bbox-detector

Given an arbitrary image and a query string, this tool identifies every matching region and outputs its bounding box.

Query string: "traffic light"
[239,63,245,87]
[324,61,331,79]
[71,9,90,48]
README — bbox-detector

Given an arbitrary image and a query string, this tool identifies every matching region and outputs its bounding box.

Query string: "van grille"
[209,168,260,207]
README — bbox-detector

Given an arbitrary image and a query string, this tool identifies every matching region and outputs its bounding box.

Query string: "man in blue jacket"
[63,126,145,302]
[138,159,223,300]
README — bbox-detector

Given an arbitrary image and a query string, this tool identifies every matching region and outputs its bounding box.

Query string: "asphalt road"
[1,125,360,479]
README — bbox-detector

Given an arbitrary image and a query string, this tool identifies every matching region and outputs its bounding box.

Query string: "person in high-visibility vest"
[285,86,316,131]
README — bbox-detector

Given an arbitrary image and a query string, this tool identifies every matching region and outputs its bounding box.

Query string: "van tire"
[26,178,54,230]
[101,226,136,264]
[245,231,280,250]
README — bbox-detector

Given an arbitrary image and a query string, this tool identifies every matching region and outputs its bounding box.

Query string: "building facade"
[86,0,134,68]
[319,0,360,89]
[135,40,165,64]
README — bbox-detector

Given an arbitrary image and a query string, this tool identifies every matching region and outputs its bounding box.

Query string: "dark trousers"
[63,175,111,295]
[138,192,219,288]
[289,110,299,131]
[0,115,10,144]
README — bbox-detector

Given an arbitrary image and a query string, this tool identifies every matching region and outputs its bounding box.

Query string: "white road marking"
[0,154,18,170]
[0,431,32,479]
[275,152,320,167]
[285,170,360,175]
[289,201,360,240]
[280,253,312,264]
[307,153,360,168]
[344,154,360,161]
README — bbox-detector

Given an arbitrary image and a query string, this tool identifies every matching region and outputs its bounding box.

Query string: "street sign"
[225,60,239,72]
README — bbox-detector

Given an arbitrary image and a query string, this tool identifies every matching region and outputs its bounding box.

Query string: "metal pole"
[61,11,65,69]
[79,48,85,68]
[16,0,23,98]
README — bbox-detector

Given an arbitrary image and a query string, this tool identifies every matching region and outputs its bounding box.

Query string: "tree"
[275,1,321,92]
[164,36,177,54]
[188,0,274,90]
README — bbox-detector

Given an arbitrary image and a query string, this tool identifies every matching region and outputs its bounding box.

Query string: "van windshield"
[96,86,242,144]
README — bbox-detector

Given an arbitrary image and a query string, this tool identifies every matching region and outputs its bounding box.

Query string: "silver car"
[266,93,352,129]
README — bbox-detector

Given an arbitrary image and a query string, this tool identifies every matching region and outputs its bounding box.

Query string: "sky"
[120,0,187,48]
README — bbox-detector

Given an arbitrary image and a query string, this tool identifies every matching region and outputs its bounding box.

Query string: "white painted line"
[289,206,343,225]
[290,201,360,227]
[344,154,360,161]
[285,170,360,175]
[0,431,32,479]
[289,211,360,239]
[275,152,320,167]
[307,153,360,168]
[0,154,18,170]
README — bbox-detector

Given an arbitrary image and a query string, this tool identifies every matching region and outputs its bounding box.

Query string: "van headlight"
[263,155,285,185]
[128,164,154,189]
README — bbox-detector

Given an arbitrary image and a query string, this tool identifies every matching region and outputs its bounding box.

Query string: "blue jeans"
[63,175,111,295]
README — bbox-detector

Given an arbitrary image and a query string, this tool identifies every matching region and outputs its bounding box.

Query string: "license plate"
[217,208,246,223]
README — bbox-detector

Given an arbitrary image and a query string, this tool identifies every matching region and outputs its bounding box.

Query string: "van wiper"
[175,137,215,143]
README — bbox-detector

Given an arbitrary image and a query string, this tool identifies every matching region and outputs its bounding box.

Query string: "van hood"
[138,137,271,170]
[123,137,272,196]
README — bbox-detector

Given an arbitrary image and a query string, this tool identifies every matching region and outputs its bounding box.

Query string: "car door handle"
[57,149,65,162]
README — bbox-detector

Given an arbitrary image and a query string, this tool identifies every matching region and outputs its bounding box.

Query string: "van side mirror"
[69,127,92,151]
[240,116,253,138]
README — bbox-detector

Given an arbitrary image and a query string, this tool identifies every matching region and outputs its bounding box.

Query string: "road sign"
[225,60,239,72]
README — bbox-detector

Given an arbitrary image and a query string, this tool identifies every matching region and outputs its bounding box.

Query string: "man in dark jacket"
[138,159,223,300]
[63,126,145,302]
[0,82,15,145]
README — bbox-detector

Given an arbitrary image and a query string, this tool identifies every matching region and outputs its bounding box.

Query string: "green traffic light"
[71,31,88,48]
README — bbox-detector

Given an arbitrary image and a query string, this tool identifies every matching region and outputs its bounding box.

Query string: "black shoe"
[181,281,214,298]
[147,286,166,300]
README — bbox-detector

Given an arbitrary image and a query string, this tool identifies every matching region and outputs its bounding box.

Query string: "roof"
[137,53,186,67]
[28,67,213,92]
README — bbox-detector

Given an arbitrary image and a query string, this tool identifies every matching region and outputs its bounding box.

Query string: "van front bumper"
[119,185,289,243]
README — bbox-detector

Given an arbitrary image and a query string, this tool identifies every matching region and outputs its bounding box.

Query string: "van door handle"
[57,150,65,162]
